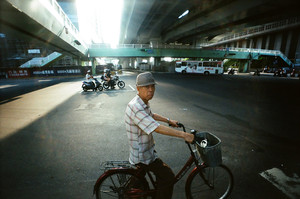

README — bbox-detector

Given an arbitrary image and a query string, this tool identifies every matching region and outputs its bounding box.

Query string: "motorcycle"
[82,78,103,92]
[101,75,125,90]
[273,68,282,77]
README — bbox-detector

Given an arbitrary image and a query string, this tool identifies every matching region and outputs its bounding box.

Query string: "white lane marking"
[38,80,52,82]
[260,168,300,199]
[129,84,135,91]
[0,84,18,89]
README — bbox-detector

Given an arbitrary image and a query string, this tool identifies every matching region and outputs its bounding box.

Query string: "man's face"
[137,84,155,103]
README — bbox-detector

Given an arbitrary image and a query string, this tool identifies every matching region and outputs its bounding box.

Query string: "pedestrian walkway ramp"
[258,49,294,67]
[223,48,294,67]
[19,52,64,68]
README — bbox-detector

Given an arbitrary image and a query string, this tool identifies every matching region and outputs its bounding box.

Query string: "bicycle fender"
[93,168,136,195]
[185,166,203,197]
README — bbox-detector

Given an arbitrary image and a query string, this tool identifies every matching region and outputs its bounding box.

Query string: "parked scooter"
[228,68,235,75]
[101,75,125,90]
[82,78,103,92]
[253,69,260,76]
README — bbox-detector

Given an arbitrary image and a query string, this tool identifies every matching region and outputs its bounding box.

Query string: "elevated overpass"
[0,0,88,58]
[89,43,259,59]
[88,44,294,67]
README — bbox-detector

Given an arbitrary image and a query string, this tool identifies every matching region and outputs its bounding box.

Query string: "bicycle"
[93,123,234,199]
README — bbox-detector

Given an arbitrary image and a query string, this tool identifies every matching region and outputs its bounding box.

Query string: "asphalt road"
[0,72,299,199]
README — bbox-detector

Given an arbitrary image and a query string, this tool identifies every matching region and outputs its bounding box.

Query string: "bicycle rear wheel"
[186,164,233,199]
[95,169,150,199]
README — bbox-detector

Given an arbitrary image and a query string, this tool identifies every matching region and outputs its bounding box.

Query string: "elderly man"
[125,72,194,199]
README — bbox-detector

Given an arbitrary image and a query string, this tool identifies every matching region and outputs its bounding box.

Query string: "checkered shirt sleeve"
[125,95,160,164]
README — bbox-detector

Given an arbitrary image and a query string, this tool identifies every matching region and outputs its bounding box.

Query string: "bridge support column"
[119,58,132,69]
[154,57,161,67]
[240,60,250,73]
[91,58,96,75]
[274,33,283,50]
[284,31,293,56]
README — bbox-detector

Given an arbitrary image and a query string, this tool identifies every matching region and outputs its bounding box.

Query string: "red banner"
[7,69,30,78]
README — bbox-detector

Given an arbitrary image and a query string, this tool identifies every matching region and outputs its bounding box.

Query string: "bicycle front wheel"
[186,164,233,199]
[95,169,150,199]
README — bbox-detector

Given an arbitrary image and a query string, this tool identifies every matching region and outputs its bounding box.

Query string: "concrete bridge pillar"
[295,33,300,65]
[154,57,161,67]
[119,58,129,69]
[284,31,293,56]
[136,58,143,69]
[265,35,270,49]
[91,58,96,75]
[240,60,251,73]
[256,37,263,49]
[242,40,247,48]
[274,33,283,50]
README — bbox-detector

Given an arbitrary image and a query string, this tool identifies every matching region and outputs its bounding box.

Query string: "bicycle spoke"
[187,165,233,199]
[96,170,150,199]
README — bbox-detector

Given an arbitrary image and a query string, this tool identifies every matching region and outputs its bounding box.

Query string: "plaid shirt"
[125,95,160,165]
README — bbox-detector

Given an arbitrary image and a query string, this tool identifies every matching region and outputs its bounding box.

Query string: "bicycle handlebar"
[175,123,198,144]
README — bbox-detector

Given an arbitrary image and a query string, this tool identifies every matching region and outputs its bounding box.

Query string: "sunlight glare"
[76,0,123,47]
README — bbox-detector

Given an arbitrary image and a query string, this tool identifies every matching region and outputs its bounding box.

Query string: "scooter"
[82,78,103,92]
[253,69,260,76]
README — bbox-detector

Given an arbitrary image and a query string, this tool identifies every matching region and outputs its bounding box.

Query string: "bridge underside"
[0,0,87,58]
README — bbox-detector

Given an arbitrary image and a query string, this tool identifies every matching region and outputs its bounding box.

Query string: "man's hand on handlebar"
[184,133,194,143]
[169,119,179,127]
[174,123,195,144]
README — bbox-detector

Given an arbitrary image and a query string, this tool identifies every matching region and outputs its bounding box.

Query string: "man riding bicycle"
[125,72,194,199]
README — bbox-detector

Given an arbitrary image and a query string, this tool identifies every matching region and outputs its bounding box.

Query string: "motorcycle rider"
[104,69,114,89]
[86,70,95,88]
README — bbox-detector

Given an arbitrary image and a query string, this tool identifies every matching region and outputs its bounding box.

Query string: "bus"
[175,60,224,75]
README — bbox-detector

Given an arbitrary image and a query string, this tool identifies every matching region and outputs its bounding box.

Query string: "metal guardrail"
[89,44,294,66]
[89,44,282,55]
[202,17,300,47]
[46,0,79,36]
[89,43,203,49]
